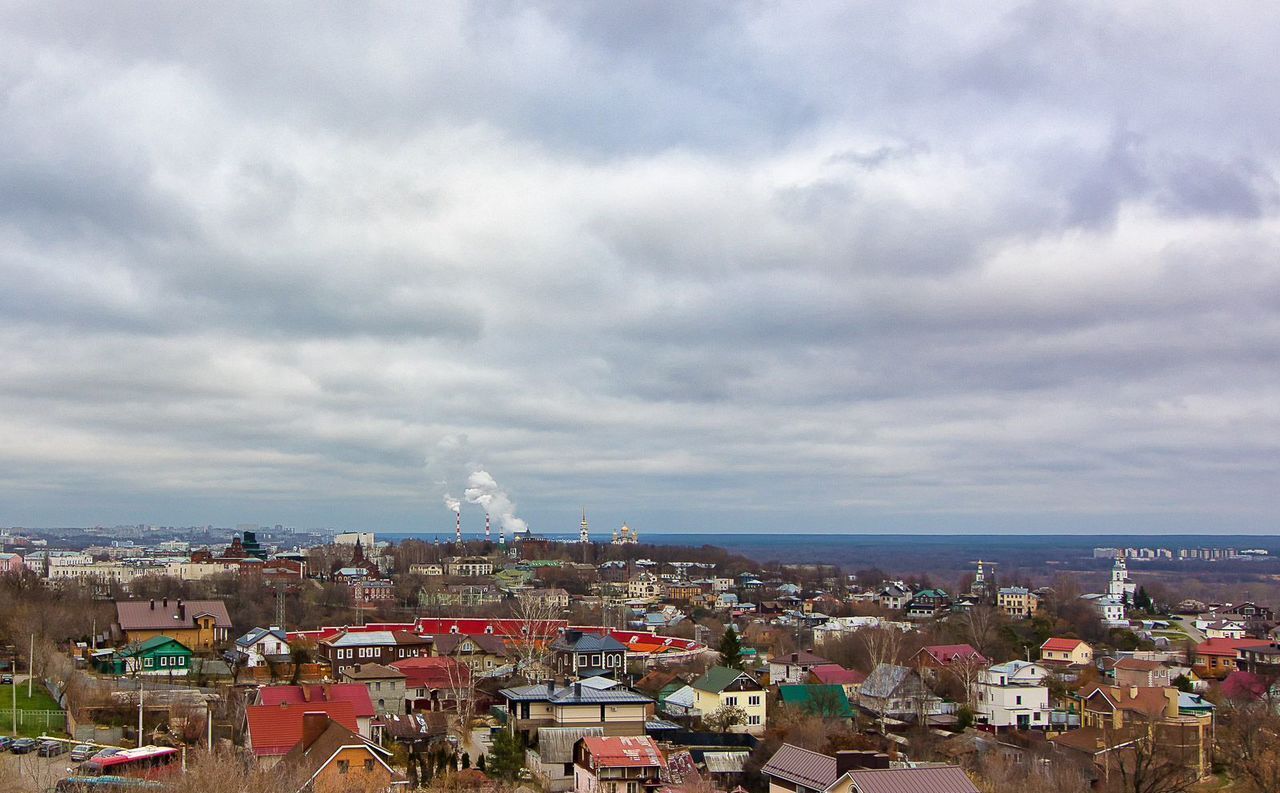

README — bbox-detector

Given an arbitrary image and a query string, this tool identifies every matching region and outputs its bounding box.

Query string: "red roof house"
[246,700,358,762]
[912,644,988,668]
[1195,638,1272,677]
[808,664,867,688]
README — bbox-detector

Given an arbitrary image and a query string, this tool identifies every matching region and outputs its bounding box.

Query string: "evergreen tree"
[487,729,525,780]
[462,752,471,769]
[718,627,744,670]
[1134,586,1153,613]
[477,754,487,773]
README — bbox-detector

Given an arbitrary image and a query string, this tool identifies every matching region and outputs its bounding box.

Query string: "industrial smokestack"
[455,511,462,546]
[485,513,491,542]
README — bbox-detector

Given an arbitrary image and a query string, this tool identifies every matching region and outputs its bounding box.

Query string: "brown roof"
[1081,685,1173,718]
[1113,658,1162,672]
[279,716,395,788]
[432,633,509,656]
[1051,726,1140,755]
[845,766,978,793]
[771,650,831,667]
[762,743,838,789]
[115,599,232,631]
[340,662,406,681]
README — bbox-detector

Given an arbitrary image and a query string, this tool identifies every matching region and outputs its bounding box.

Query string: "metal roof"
[499,682,652,705]
[534,727,603,764]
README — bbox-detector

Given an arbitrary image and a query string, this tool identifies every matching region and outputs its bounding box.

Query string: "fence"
[0,708,68,734]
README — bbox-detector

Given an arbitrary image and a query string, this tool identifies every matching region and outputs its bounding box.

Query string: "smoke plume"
[464,469,528,535]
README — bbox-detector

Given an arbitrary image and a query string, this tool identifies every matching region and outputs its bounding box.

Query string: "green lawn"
[0,683,66,737]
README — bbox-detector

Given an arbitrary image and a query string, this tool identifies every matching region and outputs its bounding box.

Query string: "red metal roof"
[762,743,838,789]
[846,766,978,793]
[581,736,666,769]
[809,664,866,686]
[257,684,374,718]
[391,656,471,689]
[1196,638,1271,657]
[115,599,232,630]
[1041,638,1086,652]
[246,700,358,756]
[918,644,987,665]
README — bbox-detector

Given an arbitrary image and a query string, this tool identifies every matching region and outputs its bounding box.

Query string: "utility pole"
[28,634,34,698]
[137,676,144,747]
[11,655,16,736]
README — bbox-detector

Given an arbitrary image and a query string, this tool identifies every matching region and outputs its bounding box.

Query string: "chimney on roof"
[835,751,888,775]
[177,601,185,621]
[163,597,168,608]
[301,686,312,703]
[547,679,556,693]
[301,712,329,750]
[574,682,582,697]
[149,599,155,610]
[354,664,361,673]
[1129,686,1139,698]
[323,683,333,701]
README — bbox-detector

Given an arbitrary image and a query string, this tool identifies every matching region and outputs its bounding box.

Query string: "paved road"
[1167,615,1206,643]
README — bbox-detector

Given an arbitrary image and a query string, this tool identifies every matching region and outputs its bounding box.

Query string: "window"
[337,760,350,774]
[725,696,737,707]
[160,656,168,667]
[376,682,382,691]
[1015,696,1022,705]
[364,760,375,772]
[749,715,761,725]
[749,695,760,706]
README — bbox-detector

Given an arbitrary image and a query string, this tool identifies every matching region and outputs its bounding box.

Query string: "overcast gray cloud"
[2,1,1279,535]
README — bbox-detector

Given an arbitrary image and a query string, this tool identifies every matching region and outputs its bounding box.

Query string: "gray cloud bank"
[2,2,1279,534]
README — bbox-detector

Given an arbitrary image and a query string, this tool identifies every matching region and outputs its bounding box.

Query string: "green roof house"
[778,684,854,719]
[100,635,193,677]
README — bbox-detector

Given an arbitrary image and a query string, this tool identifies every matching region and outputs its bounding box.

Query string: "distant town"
[2,518,1278,793]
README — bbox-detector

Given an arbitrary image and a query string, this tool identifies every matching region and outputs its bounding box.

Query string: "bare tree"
[1101,720,1201,793]
[859,624,904,671]
[507,591,564,681]
[1218,701,1280,792]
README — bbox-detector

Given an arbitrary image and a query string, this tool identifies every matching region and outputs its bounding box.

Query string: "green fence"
[0,708,68,736]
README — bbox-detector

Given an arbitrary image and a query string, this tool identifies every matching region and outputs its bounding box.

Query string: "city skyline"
[3,4,1279,534]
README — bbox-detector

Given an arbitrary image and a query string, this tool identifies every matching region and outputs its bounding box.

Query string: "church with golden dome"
[612,522,638,544]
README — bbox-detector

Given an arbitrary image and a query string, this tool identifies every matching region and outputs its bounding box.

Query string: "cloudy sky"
[2,2,1279,536]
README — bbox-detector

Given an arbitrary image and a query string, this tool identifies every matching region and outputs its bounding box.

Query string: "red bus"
[77,746,179,779]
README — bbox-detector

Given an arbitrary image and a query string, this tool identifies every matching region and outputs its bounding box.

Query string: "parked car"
[0,735,14,751]
[92,747,122,759]
[70,744,96,761]
[37,740,67,757]
[0,675,13,685]
[9,738,38,754]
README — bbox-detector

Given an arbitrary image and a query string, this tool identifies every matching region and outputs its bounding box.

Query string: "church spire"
[579,508,590,543]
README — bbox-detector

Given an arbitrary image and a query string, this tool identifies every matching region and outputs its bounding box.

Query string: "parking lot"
[0,747,80,793]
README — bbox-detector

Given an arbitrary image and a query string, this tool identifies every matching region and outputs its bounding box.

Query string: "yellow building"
[690,666,767,735]
[113,599,232,652]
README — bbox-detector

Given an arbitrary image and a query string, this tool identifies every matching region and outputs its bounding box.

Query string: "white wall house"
[974,661,1052,731]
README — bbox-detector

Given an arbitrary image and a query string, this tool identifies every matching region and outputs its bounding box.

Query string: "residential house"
[627,572,663,601]
[499,680,652,748]
[340,663,408,715]
[1194,638,1272,678]
[913,644,988,671]
[319,630,432,677]
[689,666,767,734]
[523,588,571,610]
[573,736,666,793]
[1056,685,1214,779]
[778,685,854,719]
[877,584,910,611]
[257,684,377,741]
[0,552,23,574]
[807,664,866,700]
[856,664,943,720]
[113,598,232,651]
[762,743,979,793]
[973,661,1051,731]
[551,630,629,678]
[1113,658,1173,689]
[233,626,290,668]
[526,726,605,792]
[246,700,360,768]
[905,589,951,620]
[443,584,503,608]
[997,587,1041,619]
[277,712,401,793]
[408,563,444,576]
[432,633,511,676]
[769,650,832,685]
[663,583,703,604]
[1201,620,1248,640]
[444,557,495,577]
[1039,638,1093,667]
[1236,642,1280,676]
[100,636,193,677]
[391,656,471,712]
